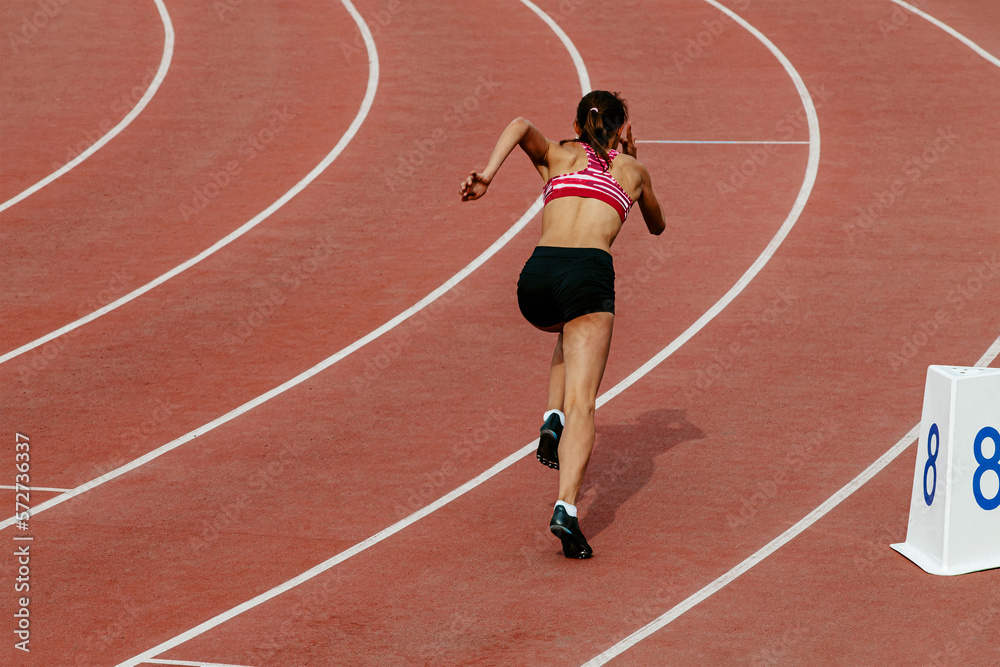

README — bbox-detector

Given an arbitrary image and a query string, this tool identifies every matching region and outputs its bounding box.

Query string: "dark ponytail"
[561,90,629,171]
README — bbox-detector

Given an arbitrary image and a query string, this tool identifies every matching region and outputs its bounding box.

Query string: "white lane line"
[583,7,1000,662]
[637,140,809,144]
[517,0,590,93]
[0,0,379,528]
[0,0,586,532]
[977,333,1000,366]
[0,0,376,366]
[0,485,71,493]
[584,338,1000,666]
[0,0,174,215]
[144,660,255,667]
[594,0,819,412]
[116,0,821,661]
[890,0,1000,68]
[0,198,542,535]
[113,1,593,663]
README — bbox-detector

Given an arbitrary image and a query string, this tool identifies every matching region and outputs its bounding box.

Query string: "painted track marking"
[890,0,1000,68]
[583,4,1000,662]
[0,0,579,533]
[516,0,590,91]
[144,659,256,667]
[115,0,820,661]
[0,0,174,215]
[111,0,589,663]
[637,140,808,144]
[583,338,1000,666]
[0,0,378,366]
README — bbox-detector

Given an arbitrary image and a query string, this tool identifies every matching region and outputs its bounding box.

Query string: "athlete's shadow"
[579,409,704,539]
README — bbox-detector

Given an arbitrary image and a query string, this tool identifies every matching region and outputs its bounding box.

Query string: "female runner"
[460,90,665,559]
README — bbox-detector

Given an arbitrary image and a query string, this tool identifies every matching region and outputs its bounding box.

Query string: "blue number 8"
[972,426,1000,511]
[923,423,939,506]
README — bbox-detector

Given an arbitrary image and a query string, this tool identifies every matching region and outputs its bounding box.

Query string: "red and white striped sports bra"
[543,142,635,222]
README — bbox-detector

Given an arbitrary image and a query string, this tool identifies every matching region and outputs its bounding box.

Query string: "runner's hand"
[620,122,637,158]
[460,171,491,201]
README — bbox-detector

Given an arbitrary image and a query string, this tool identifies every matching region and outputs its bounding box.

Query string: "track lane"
[0,1,594,659]
[13,0,992,655]
[0,0,367,351]
[0,0,167,205]
[0,1,802,664]
[138,0,1000,664]
[596,0,1000,662]
[0,0,572,513]
[99,0,819,662]
[889,0,1000,60]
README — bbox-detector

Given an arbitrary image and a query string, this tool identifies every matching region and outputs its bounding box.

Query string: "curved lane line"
[583,3,1000,663]
[0,0,575,533]
[0,0,380,524]
[0,0,374,365]
[0,0,175,215]
[593,0,818,418]
[517,0,590,92]
[115,0,821,661]
[583,339,1000,666]
[890,0,1000,68]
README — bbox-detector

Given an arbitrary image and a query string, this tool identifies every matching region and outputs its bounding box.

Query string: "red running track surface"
[1,0,998,664]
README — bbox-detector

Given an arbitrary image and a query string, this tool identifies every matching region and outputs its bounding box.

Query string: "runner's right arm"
[460,118,550,201]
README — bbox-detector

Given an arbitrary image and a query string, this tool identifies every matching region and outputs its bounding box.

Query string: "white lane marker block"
[892,365,1000,575]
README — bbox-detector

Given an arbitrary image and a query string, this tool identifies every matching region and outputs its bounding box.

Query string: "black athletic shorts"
[516,246,615,329]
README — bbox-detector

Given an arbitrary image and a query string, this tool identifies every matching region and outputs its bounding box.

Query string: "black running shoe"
[550,505,593,559]
[537,413,563,470]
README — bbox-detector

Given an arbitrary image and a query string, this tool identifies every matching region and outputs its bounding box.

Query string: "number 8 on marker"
[923,423,939,506]
[972,426,1000,511]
